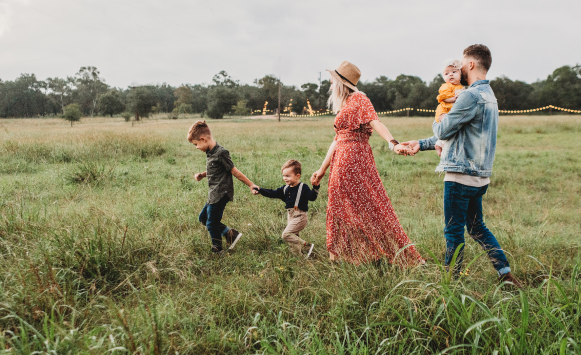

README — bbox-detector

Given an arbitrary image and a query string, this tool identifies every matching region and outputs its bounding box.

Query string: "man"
[402,44,521,287]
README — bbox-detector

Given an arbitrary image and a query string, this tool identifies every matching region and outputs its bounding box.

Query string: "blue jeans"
[444,182,510,276]
[198,194,231,253]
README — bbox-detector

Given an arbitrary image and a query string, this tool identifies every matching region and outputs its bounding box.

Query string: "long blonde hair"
[327,77,356,114]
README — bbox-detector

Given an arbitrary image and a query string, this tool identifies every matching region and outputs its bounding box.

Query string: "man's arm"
[400,136,437,154]
[419,136,438,151]
[433,92,477,141]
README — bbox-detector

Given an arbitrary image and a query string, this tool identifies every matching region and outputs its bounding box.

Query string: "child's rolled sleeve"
[220,151,235,171]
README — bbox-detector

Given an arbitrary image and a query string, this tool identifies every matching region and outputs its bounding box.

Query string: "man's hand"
[250,185,260,195]
[194,172,207,181]
[435,145,442,157]
[311,169,326,186]
[401,140,420,154]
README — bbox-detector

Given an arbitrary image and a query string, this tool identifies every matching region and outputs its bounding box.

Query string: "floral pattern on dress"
[326,92,424,266]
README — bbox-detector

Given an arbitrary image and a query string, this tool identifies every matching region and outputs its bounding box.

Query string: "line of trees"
[1,65,580,119]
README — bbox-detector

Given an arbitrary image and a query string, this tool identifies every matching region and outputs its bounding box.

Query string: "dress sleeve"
[345,93,379,131]
[437,84,455,103]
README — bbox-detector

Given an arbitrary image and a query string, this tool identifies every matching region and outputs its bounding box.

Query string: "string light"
[498,105,580,114]
[277,104,580,117]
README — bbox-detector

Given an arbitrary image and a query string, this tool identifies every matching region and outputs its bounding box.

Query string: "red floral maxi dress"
[326,92,423,265]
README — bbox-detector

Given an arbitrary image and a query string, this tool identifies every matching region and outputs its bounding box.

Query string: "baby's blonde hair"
[442,59,462,73]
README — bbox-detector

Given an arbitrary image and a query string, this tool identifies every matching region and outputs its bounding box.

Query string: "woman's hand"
[311,169,326,185]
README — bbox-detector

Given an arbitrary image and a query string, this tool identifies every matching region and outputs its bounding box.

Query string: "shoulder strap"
[294,183,304,211]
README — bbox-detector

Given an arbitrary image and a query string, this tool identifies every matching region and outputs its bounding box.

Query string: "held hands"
[399,141,421,155]
[250,184,260,195]
[311,169,326,186]
[394,143,415,156]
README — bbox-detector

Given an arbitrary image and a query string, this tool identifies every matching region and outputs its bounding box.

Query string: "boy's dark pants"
[199,194,231,252]
[444,181,510,276]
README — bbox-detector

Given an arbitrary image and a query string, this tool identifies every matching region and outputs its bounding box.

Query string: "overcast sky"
[1,0,580,88]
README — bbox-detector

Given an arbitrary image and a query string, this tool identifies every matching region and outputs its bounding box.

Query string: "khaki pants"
[282,209,308,255]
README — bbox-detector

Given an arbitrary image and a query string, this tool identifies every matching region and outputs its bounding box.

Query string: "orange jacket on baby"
[435,83,465,122]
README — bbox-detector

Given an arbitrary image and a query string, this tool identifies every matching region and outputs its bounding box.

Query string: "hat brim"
[326,69,358,92]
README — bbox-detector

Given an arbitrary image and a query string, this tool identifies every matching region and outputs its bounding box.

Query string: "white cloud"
[0,0,27,36]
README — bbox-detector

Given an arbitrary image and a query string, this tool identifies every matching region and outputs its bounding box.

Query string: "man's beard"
[460,70,469,86]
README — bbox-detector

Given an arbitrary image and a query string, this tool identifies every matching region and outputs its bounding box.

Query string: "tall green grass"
[0,116,580,354]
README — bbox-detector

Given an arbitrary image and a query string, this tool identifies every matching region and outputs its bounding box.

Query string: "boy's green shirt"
[205,143,235,204]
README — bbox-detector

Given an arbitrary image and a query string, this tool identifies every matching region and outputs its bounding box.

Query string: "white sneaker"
[227,230,243,250]
[305,243,314,259]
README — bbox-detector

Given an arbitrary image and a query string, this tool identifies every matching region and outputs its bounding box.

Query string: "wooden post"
[318,71,322,110]
[549,107,553,115]
[278,79,281,122]
[407,108,410,117]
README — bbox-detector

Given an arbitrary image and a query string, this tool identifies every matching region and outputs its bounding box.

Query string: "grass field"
[0,115,580,354]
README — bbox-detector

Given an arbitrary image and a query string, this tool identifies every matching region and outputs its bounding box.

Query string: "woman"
[311,61,424,266]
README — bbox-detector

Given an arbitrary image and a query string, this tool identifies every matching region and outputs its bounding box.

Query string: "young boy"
[253,159,319,258]
[187,120,258,254]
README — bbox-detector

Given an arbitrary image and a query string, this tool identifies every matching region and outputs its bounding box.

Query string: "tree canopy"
[1,64,580,119]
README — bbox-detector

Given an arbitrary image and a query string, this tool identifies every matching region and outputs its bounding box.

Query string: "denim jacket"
[419,80,498,177]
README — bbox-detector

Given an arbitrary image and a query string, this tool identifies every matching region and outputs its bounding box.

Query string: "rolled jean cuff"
[221,227,230,236]
[497,267,511,276]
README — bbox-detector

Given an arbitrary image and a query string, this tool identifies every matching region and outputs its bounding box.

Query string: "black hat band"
[335,70,356,87]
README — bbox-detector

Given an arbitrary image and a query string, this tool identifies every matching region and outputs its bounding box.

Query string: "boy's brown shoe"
[225,229,243,250]
[498,272,523,289]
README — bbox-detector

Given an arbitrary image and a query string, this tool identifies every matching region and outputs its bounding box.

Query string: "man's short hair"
[463,44,492,72]
[187,120,212,142]
[281,159,301,175]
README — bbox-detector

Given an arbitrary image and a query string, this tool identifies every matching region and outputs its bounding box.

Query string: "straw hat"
[326,61,360,91]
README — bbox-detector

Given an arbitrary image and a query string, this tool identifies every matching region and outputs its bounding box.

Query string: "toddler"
[254,160,319,258]
[435,59,465,155]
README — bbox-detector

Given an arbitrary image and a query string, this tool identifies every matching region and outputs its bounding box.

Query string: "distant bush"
[63,103,82,126]
[127,86,157,120]
[232,100,250,116]
[121,112,132,122]
[170,103,192,119]
[206,86,238,119]
[98,90,125,117]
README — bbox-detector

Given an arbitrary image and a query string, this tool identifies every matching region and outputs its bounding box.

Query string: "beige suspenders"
[284,183,304,211]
